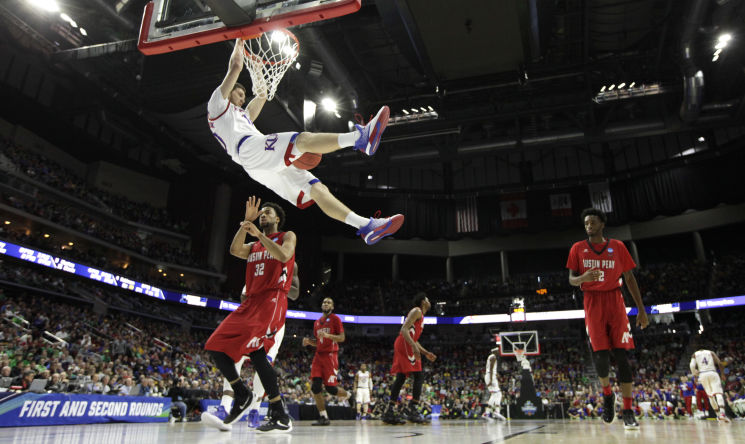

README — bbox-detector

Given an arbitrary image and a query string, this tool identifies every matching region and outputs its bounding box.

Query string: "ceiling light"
[402,109,409,115]
[718,33,732,43]
[320,97,336,112]
[44,233,50,238]
[3,221,9,225]
[714,49,722,56]
[79,28,87,36]
[600,86,606,92]
[163,273,167,277]
[618,83,626,89]
[367,174,373,180]
[697,136,705,142]
[334,111,341,118]
[629,82,635,88]
[427,106,434,112]
[715,41,727,50]
[68,242,74,246]
[608,84,616,91]
[420,107,427,112]
[410,108,418,113]
[712,54,720,62]
[347,120,354,131]
[158,268,163,272]
[294,62,301,70]
[27,0,59,12]
[180,273,184,277]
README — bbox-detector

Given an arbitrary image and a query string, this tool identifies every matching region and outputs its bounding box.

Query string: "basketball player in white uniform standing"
[354,363,373,420]
[690,349,730,423]
[203,263,300,430]
[207,39,403,245]
[483,347,506,421]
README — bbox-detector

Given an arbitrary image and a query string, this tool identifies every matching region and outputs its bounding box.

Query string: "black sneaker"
[602,393,616,424]
[257,400,293,433]
[381,405,406,425]
[312,416,331,426]
[404,403,428,424]
[622,409,639,430]
[223,388,253,426]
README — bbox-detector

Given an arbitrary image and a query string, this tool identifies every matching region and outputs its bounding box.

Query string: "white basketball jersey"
[485,355,499,386]
[357,370,372,390]
[207,87,264,166]
[693,350,717,373]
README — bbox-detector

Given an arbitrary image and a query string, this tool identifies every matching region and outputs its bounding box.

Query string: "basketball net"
[242,29,299,101]
[514,348,526,361]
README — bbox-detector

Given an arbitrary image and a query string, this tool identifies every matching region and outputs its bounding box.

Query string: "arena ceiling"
[2,0,745,192]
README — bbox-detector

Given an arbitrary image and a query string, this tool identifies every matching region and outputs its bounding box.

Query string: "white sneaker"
[201,411,232,431]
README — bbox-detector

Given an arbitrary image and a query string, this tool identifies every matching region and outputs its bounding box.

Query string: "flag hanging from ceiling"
[549,193,572,217]
[588,182,613,213]
[456,196,479,233]
[500,193,528,228]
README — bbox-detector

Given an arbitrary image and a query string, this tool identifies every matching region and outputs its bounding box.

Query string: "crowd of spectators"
[0,138,187,233]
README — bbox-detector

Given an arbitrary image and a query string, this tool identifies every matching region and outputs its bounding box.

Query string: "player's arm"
[288,263,300,301]
[690,357,699,377]
[416,342,436,362]
[568,268,602,286]
[302,336,317,348]
[245,92,267,122]
[229,197,263,258]
[713,352,725,373]
[354,373,358,392]
[319,317,345,343]
[401,307,422,351]
[622,270,649,329]
[219,39,244,100]
[247,229,296,263]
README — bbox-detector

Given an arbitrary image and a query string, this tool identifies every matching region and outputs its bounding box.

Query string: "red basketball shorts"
[204,288,287,362]
[311,352,339,386]
[583,289,634,351]
[391,335,421,375]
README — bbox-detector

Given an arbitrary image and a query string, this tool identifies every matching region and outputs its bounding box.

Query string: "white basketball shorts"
[699,371,723,396]
[238,132,320,209]
[356,388,371,404]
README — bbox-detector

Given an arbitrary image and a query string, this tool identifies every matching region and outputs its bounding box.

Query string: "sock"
[623,397,633,410]
[603,385,612,396]
[338,131,358,148]
[220,394,233,410]
[344,212,369,229]
[319,410,328,418]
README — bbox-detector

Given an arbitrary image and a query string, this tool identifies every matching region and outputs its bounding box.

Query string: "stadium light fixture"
[27,0,59,12]
[713,55,720,62]
[367,174,373,180]
[600,86,606,92]
[402,109,409,115]
[320,97,337,112]
[629,82,636,88]
[608,84,616,91]
[718,33,732,43]
[80,28,87,36]
[68,242,74,246]
[3,221,9,225]
[618,83,626,89]
[698,136,705,142]
[43,233,50,238]
[294,62,301,70]
[715,41,727,50]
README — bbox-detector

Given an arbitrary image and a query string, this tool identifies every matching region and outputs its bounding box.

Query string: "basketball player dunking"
[208,39,403,245]
[382,293,437,425]
[302,297,350,426]
[203,196,294,433]
[566,208,649,430]
[690,347,731,423]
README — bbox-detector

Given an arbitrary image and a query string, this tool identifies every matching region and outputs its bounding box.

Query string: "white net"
[514,348,526,361]
[242,29,299,101]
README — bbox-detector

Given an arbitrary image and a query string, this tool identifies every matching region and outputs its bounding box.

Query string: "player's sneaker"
[404,403,428,424]
[381,404,406,425]
[247,409,260,428]
[353,106,390,156]
[312,416,331,426]
[257,399,293,433]
[622,409,640,430]
[718,412,731,423]
[356,213,404,245]
[601,393,616,424]
[481,412,496,422]
[224,389,253,426]
[201,411,232,431]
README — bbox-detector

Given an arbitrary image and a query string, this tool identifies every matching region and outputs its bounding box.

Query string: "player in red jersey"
[381,292,437,424]
[566,208,649,431]
[302,297,350,426]
[203,196,294,433]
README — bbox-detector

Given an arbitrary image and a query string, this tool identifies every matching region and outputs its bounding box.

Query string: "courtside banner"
[0,392,171,427]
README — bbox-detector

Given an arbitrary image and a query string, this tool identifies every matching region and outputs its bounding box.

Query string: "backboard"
[498,330,540,357]
[138,0,361,55]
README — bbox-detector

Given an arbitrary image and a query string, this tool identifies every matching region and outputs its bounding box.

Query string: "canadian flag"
[500,193,528,228]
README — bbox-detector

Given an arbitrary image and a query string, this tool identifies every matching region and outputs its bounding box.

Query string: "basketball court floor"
[0,419,742,444]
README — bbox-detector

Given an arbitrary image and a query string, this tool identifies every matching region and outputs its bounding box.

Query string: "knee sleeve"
[593,350,610,379]
[325,385,339,396]
[249,348,279,399]
[412,371,424,401]
[311,377,323,395]
[390,373,406,402]
[612,349,632,383]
